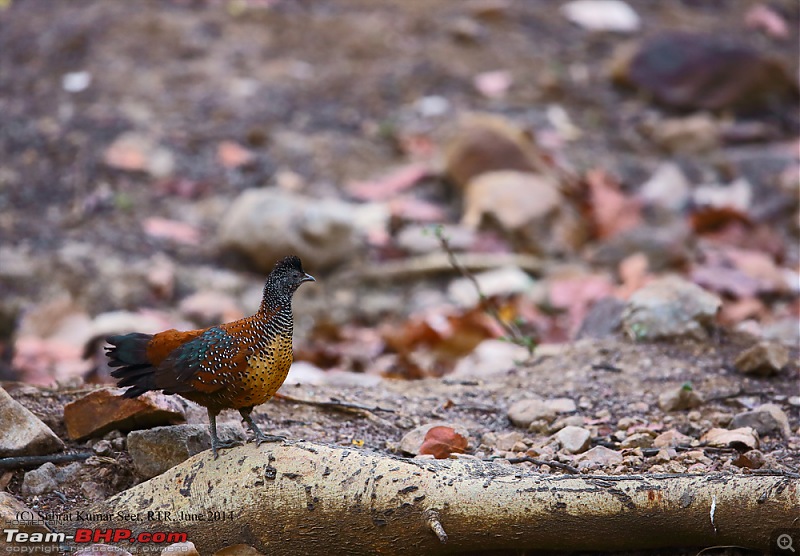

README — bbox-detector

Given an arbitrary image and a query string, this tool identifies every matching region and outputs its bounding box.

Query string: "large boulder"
[219,189,362,273]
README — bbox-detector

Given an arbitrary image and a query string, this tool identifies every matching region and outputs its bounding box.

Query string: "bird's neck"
[259,297,291,315]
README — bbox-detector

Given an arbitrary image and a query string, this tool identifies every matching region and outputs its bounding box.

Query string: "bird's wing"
[154,327,249,394]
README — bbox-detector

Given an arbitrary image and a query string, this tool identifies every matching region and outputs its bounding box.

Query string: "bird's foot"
[250,432,286,447]
[211,437,244,459]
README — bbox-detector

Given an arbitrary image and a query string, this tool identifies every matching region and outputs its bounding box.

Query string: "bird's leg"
[208,409,243,459]
[239,407,285,446]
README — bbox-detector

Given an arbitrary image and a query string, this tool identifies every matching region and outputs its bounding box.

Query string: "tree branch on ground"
[58,441,798,555]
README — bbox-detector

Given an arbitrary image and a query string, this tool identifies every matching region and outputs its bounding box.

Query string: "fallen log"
[57,441,798,554]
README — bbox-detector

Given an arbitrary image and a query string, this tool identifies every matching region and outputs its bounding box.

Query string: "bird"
[105,255,315,458]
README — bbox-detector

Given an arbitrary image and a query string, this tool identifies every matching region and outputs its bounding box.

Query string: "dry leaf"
[217,140,255,169]
[142,217,201,245]
[744,4,788,40]
[549,274,616,338]
[418,426,468,459]
[388,196,447,222]
[346,164,429,201]
[473,70,513,99]
[585,169,642,239]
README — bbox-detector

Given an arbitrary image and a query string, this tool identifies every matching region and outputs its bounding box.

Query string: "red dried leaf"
[217,140,255,169]
[473,70,513,99]
[585,169,642,239]
[690,206,750,234]
[745,4,788,40]
[346,164,429,201]
[419,426,468,459]
[388,196,447,222]
[142,217,201,245]
[104,140,147,172]
[549,274,616,337]
[617,252,651,299]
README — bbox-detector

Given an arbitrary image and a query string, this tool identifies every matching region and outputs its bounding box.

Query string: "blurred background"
[0,0,798,386]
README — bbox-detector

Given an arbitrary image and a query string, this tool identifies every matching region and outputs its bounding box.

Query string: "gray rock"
[575,446,623,468]
[448,266,534,307]
[734,342,789,376]
[639,162,691,211]
[20,463,59,496]
[730,404,791,438]
[700,427,758,451]
[218,189,361,273]
[556,426,591,454]
[549,415,585,433]
[92,439,114,456]
[461,171,584,255]
[81,481,107,502]
[507,399,555,428]
[561,0,640,32]
[493,431,525,452]
[451,339,531,378]
[620,432,654,449]
[127,424,246,479]
[622,276,721,341]
[588,223,692,271]
[546,398,577,414]
[653,429,693,448]
[576,297,625,340]
[658,385,703,411]
[647,113,720,154]
[0,387,64,457]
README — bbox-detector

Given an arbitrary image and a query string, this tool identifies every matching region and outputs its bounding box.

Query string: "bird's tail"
[106,333,157,398]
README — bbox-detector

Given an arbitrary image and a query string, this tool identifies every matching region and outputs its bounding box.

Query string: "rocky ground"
[0,0,798,554]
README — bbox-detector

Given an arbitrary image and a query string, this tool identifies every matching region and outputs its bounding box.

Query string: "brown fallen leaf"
[691,246,788,298]
[697,221,785,260]
[718,298,766,326]
[616,252,651,299]
[346,164,429,201]
[142,217,201,245]
[619,32,798,112]
[388,196,447,222]
[585,169,642,240]
[473,70,513,99]
[380,304,503,377]
[744,4,788,40]
[105,135,149,172]
[217,140,255,169]
[549,274,616,338]
[419,426,468,459]
[690,206,751,234]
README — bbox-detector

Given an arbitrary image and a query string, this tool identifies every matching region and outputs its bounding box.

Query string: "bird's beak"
[301,273,316,283]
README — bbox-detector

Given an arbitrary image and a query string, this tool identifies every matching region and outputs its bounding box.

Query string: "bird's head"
[261,255,315,310]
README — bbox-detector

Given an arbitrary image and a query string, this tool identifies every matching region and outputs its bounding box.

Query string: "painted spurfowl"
[106,255,315,457]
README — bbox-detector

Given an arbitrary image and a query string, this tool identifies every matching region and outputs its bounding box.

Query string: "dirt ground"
[0,0,798,554]
[3,331,799,555]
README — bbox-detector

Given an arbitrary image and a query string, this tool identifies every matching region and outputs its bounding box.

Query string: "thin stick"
[504,456,581,475]
[434,226,537,356]
[0,452,93,470]
[275,392,395,414]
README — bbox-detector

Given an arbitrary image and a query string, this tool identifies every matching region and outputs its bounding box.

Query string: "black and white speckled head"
[260,256,315,312]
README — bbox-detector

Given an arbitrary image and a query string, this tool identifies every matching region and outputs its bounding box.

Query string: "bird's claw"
[211,438,244,459]
[250,433,286,447]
